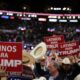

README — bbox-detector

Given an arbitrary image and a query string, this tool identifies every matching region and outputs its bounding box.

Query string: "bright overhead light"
[50,7,54,10]
[73,16,76,19]
[17,14,22,16]
[68,16,72,19]
[23,14,26,17]
[48,16,57,18]
[21,18,31,20]
[58,16,61,19]
[38,18,47,21]
[76,29,80,32]
[54,8,57,10]
[57,8,61,10]
[63,16,65,19]
[1,15,9,19]
[28,14,31,17]
[78,16,80,19]
[47,28,55,32]
[63,7,66,11]
[31,14,37,17]
[23,6,27,10]
[49,19,57,22]
[59,20,67,22]
[20,14,22,16]
[7,12,13,16]
[70,20,78,22]
[67,8,70,11]
[0,12,3,15]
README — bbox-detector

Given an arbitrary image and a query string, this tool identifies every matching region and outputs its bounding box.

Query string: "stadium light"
[73,16,76,19]
[21,17,31,20]
[54,8,61,10]
[0,12,3,15]
[7,12,13,16]
[63,7,66,11]
[63,16,65,19]
[59,20,67,22]
[70,20,78,22]
[17,13,22,17]
[50,7,54,10]
[58,16,61,19]
[68,16,72,19]
[48,16,57,18]
[1,15,9,19]
[49,19,57,22]
[78,16,80,19]
[67,8,70,11]
[38,18,47,21]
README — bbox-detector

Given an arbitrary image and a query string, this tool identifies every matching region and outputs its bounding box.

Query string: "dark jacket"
[59,63,80,80]
[46,72,64,80]
[34,63,49,78]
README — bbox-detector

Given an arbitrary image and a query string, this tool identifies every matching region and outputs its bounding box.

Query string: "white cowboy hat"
[22,50,35,67]
[74,74,80,80]
[1,77,7,80]
[30,42,47,60]
[62,57,71,64]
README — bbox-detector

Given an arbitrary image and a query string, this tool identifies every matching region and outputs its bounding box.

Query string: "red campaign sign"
[79,41,80,50]
[44,35,64,50]
[46,43,59,50]
[59,41,79,56]
[0,42,22,72]
[44,35,64,44]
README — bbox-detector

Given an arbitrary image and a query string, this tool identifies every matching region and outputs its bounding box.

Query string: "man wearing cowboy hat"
[34,56,49,78]
[30,42,49,78]
[8,49,35,80]
[60,57,80,80]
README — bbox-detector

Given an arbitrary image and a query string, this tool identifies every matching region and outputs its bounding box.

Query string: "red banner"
[59,41,79,56]
[44,35,64,50]
[44,35,64,44]
[0,42,22,72]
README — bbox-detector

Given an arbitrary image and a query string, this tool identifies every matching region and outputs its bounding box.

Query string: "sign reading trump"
[0,42,22,72]
[59,41,79,56]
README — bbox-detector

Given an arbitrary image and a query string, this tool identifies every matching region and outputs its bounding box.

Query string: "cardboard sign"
[0,42,22,73]
[59,41,79,56]
[44,35,64,50]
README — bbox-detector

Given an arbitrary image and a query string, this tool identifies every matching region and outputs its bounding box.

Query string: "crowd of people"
[0,19,80,48]
[7,49,80,80]
[0,17,80,80]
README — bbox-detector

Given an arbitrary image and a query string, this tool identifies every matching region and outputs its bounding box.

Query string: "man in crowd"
[47,60,63,80]
[34,56,49,78]
[60,57,80,80]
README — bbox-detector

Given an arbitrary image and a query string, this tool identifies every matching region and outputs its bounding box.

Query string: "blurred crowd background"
[0,18,80,50]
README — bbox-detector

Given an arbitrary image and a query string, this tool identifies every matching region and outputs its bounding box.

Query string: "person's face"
[48,62,57,74]
[62,64,71,71]
[40,59,46,66]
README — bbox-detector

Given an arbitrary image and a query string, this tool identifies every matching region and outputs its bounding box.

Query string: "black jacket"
[59,63,80,80]
[34,63,49,78]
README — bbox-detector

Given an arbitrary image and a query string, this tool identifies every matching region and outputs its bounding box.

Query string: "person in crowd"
[47,60,63,80]
[8,65,35,80]
[34,56,49,78]
[60,57,80,80]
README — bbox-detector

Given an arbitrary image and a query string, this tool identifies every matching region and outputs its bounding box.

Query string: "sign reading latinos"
[0,42,22,72]
[59,41,79,56]
[44,35,64,50]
